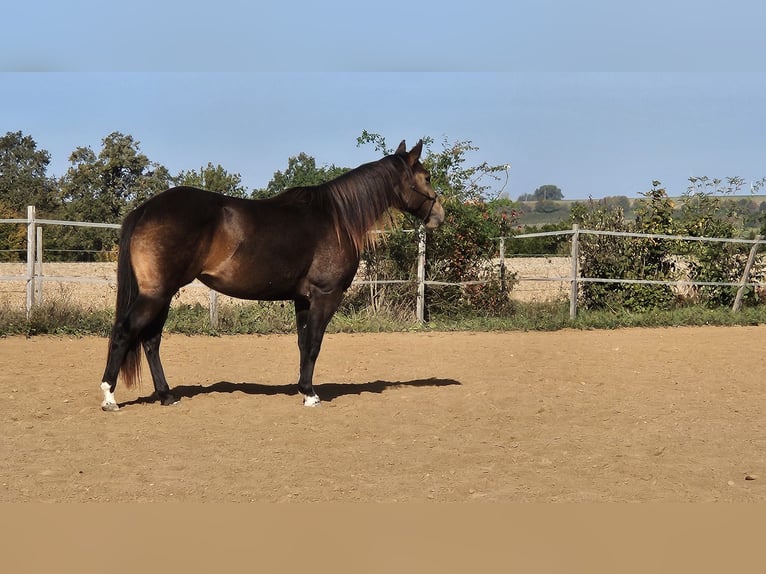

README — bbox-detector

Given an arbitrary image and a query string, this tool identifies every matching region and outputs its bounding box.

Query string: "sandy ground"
[2,326,765,502]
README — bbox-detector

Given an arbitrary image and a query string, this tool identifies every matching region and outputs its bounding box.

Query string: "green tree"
[252,153,348,199]
[0,131,58,216]
[58,132,170,223]
[52,132,170,260]
[176,163,248,197]
[0,131,59,260]
[519,184,563,202]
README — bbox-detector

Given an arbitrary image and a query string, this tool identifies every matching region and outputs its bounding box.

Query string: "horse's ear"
[395,140,407,154]
[407,139,424,165]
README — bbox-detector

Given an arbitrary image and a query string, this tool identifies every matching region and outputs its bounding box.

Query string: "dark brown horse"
[100,140,444,410]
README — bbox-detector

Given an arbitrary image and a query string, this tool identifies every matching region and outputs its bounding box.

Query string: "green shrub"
[568,182,759,312]
[572,186,678,312]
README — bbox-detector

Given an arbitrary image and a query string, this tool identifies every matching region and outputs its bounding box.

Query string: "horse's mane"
[280,156,404,254]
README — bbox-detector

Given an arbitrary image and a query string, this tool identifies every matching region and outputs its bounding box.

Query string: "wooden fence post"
[732,236,762,312]
[416,225,426,323]
[569,224,580,320]
[25,205,36,316]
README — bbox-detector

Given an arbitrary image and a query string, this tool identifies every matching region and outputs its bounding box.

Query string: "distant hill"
[514,195,766,229]
[514,199,610,226]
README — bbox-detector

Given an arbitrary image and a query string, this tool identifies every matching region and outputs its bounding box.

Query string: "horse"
[99,140,445,411]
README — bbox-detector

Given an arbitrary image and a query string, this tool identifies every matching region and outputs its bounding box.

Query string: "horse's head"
[395,140,445,230]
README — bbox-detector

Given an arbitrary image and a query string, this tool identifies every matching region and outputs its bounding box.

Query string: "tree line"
[0,129,514,264]
[4,128,766,316]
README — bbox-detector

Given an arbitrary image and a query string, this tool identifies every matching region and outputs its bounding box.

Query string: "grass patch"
[3,297,766,338]
[0,299,112,336]
[427,301,572,332]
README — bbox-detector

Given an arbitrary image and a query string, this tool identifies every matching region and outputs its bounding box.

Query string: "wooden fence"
[3,208,766,322]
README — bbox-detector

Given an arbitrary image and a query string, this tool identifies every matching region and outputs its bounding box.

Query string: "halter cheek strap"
[408,183,437,223]
[395,155,438,224]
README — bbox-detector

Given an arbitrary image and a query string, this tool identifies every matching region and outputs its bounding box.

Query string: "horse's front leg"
[294,293,342,406]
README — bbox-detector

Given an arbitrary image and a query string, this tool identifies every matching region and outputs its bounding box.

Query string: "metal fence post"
[416,225,426,323]
[569,224,580,319]
[25,205,36,316]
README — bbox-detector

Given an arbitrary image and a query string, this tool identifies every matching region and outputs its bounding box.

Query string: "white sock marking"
[302,393,321,407]
[101,382,119,411]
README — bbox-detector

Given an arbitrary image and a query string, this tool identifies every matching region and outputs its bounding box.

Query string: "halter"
[408,182,437,223]
[395,155,438,224]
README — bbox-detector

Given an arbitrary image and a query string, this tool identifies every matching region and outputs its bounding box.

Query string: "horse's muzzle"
[424,201,445,230]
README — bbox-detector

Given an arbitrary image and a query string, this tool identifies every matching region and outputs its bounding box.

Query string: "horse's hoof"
[302,394,321,407]
[160,394,180,406]
[101,402,120,412]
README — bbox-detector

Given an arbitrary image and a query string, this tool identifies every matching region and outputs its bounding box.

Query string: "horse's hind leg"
[100,294,171,411]
[141,301,178,405]
[101,320,135,411]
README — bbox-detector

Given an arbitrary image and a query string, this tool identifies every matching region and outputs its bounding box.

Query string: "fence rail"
[0,207,431,323]
[506,225,766,317]
[3,208,766,322]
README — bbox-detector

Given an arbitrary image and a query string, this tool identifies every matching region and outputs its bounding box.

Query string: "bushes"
[571,182,760,311]
[359,200,519,318]
[506,221,572,256]
[424,200,516,315]
[572,186,678,312]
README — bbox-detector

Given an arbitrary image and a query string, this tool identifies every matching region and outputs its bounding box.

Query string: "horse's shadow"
[120,377,461,408]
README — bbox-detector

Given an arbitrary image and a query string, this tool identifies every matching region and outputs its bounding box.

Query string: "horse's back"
[130,186,224,219]
[125,187,229,296]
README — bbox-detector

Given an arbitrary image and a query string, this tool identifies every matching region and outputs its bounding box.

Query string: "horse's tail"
[111,210,142,389]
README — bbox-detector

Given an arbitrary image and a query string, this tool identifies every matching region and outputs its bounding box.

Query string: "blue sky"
[2,2,765,200]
